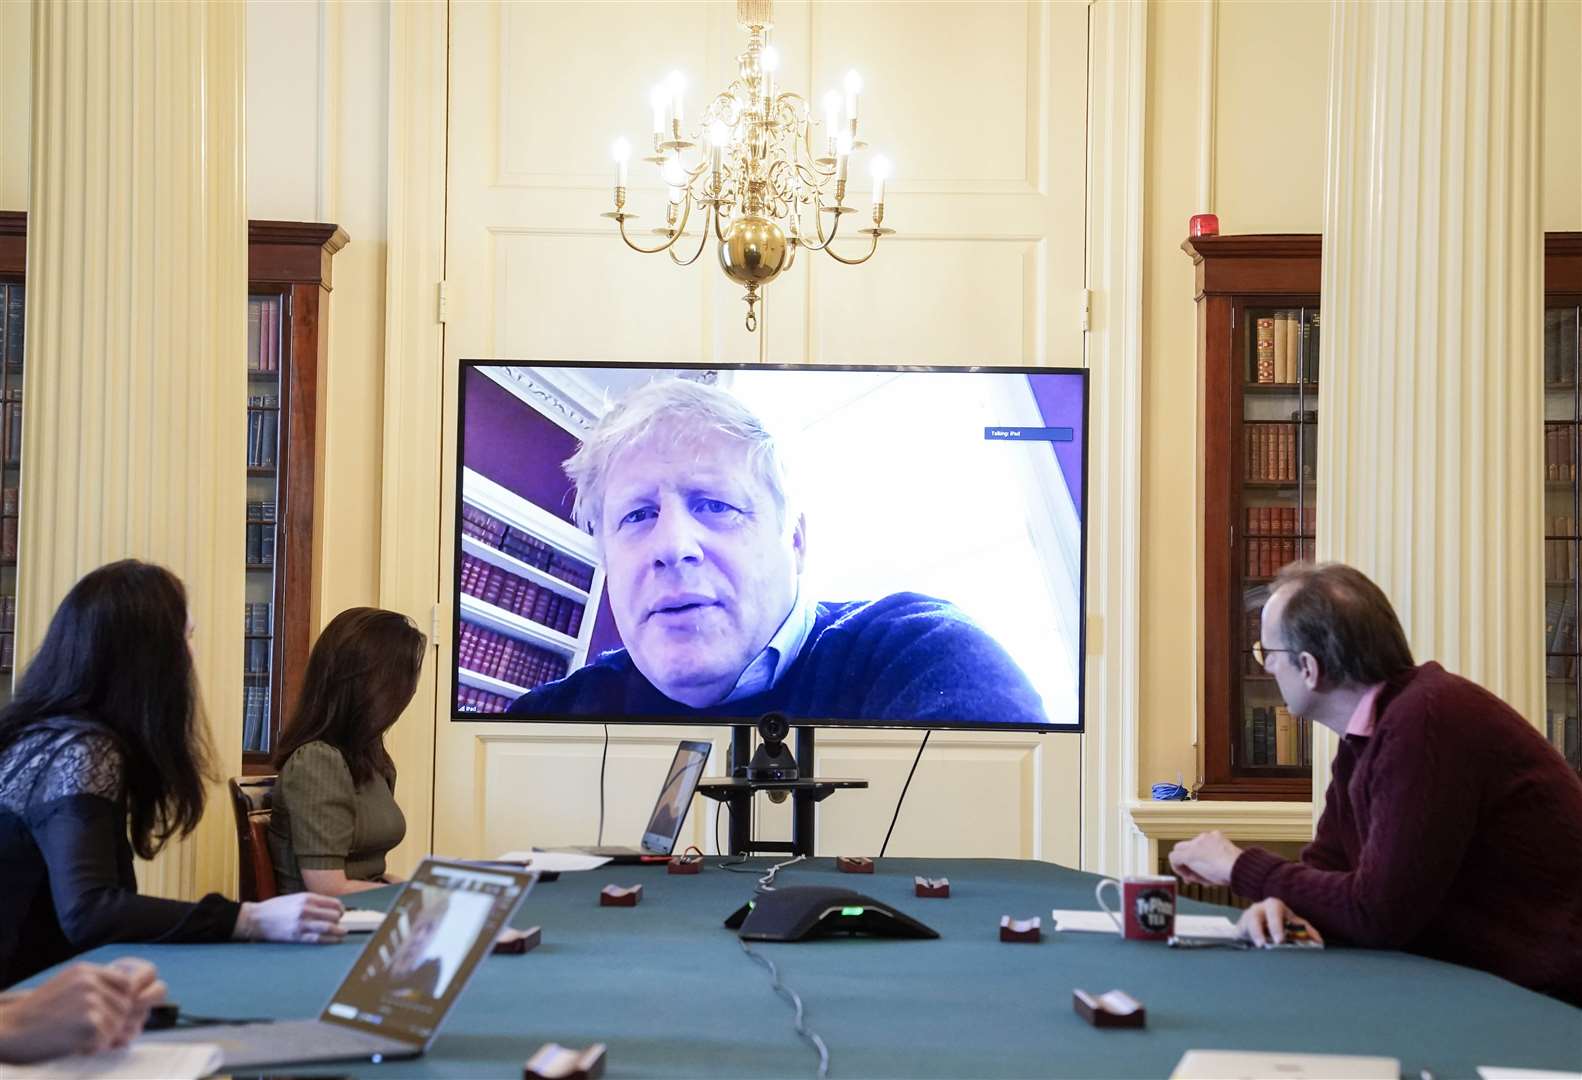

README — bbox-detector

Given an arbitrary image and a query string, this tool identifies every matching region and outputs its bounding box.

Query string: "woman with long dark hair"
[269,607,427,896]
[0,560,345,988]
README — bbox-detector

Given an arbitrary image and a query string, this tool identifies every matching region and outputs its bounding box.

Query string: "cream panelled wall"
[1139,0,1330,796]
[432,0,1091,863]
[23,1,246,900]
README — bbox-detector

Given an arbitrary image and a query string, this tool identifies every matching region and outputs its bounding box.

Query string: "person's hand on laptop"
[0,958,164,1063]
[234,892,348,944]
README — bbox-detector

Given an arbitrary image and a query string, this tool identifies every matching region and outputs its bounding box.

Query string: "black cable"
[596,724,609,847]
[878,730,930,858]
[740,938,830,1078]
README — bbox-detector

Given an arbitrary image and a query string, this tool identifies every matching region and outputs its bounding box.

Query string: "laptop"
[550,739,711,863]
[144,857,534,1070]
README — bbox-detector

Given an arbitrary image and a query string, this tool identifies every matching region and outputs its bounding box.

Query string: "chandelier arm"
[617,215,682,255]
[713,203,731,244]
[616,194,694,256]
[792,159,835,186]
[796,200,842,252]
[669,206,713,266]
[819,229,881,266]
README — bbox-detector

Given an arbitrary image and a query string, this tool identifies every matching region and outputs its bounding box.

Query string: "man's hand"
[0,961,155,1064]
[106,958,166,1047]
[1167,829,1244,888]
[1237,897,1324,948]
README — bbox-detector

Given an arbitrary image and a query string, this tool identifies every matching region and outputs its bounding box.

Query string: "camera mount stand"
[696,715,868,857]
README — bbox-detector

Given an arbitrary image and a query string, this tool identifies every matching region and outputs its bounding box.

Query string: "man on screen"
[507,378,1046,726]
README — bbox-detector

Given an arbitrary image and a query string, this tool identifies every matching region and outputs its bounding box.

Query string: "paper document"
[494,851,612,872]
[0,1042,222,1080]
[1476,1069,1582,1080]
[338,908,386,933]
[1171,1050,1400,1079]
[1051,909,1239,938]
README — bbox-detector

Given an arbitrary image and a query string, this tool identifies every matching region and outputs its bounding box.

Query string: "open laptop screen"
[321,859,533,1046]
[640,740,711,854]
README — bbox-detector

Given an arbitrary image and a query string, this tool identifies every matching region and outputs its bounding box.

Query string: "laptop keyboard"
[151,1019,410,1068]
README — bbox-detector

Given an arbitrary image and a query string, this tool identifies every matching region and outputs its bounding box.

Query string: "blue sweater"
[506,593,1048,726]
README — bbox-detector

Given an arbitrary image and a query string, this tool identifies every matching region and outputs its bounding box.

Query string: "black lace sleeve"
[24,734,240,949]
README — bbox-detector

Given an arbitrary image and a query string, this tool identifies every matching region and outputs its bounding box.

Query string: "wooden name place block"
[599,884,643,907]
[836,856,875,874]
[524,1042,607,1080]
[1073,988,1146,1029]
[914,876,950,898]
[1000,916,1041,943]
[668,853,703,875]
[494,926,542,954]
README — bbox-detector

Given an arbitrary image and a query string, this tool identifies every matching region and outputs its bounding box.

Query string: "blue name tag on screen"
[983,427,1074,442]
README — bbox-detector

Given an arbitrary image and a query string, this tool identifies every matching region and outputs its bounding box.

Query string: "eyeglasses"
[1251,641,1295,668]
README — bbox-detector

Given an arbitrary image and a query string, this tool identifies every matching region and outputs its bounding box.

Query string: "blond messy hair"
[565,378,793,537]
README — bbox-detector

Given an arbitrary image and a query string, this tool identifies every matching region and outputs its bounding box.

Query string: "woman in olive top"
[269,608,427,896]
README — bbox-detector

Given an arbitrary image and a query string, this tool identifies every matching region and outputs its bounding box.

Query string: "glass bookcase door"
[1236,304,1320,777]
[1544,302,1582,775]
[244,292,285,753]
[0,281,20,704]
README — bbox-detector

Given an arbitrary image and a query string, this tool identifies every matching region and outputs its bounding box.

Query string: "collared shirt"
[722,587,815,703]
[1344,682,1386,738]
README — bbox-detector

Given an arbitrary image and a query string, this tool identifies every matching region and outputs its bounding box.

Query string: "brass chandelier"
[604,0,893,333]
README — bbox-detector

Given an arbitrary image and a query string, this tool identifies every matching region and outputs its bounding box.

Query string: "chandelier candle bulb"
[870,155,890,206]
[823,91,842,157]
[612,138,631,191]
[844,70,863,131]
[668,71,686,131]
[836,131,852,185]
[649,86,667,137]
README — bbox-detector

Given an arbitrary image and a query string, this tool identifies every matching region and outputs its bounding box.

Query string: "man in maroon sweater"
[1170,562,1582,1007]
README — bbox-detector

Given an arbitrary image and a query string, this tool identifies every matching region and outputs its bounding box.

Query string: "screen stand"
[698,725,867,858]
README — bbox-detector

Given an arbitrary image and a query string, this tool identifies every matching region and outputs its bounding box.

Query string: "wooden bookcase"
[1543,233,1582,776]
[0,213,25,704]
[0,213,345,767]
[1186,232,1582,798]
[243,221,347,769]
[1184,234,1322,801]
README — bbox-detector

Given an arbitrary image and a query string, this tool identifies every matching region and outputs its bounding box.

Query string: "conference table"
[52,858,1582,1078]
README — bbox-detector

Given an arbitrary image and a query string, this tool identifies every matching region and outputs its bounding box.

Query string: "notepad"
[1051,909,1240,938]
[0,1042,222,1080]
[495,850,612,872]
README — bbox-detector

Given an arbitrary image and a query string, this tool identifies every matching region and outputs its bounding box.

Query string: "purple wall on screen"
[1029,373,1085,515]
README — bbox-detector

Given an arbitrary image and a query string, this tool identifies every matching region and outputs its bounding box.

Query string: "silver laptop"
[145,857,534,1070]
[552,739,711,862]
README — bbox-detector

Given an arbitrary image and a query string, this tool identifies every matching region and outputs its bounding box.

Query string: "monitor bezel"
[452,358,1089,734]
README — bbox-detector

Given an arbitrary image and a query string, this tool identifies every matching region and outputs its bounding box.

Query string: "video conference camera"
[743,712,799,783]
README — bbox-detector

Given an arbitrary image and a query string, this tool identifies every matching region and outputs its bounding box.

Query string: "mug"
[1095,874,1177,940]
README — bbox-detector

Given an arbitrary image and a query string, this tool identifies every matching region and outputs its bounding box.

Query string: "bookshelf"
[0,213,24,698]
[1544,233,1582,776]
[456,468,605,715]
[0,216,345,760]
[1187,233,1582,798]
[242,222,346,768]
[1184,234,1322,801]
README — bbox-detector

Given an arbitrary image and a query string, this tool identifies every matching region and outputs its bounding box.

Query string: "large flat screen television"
[453,362,1087,732]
